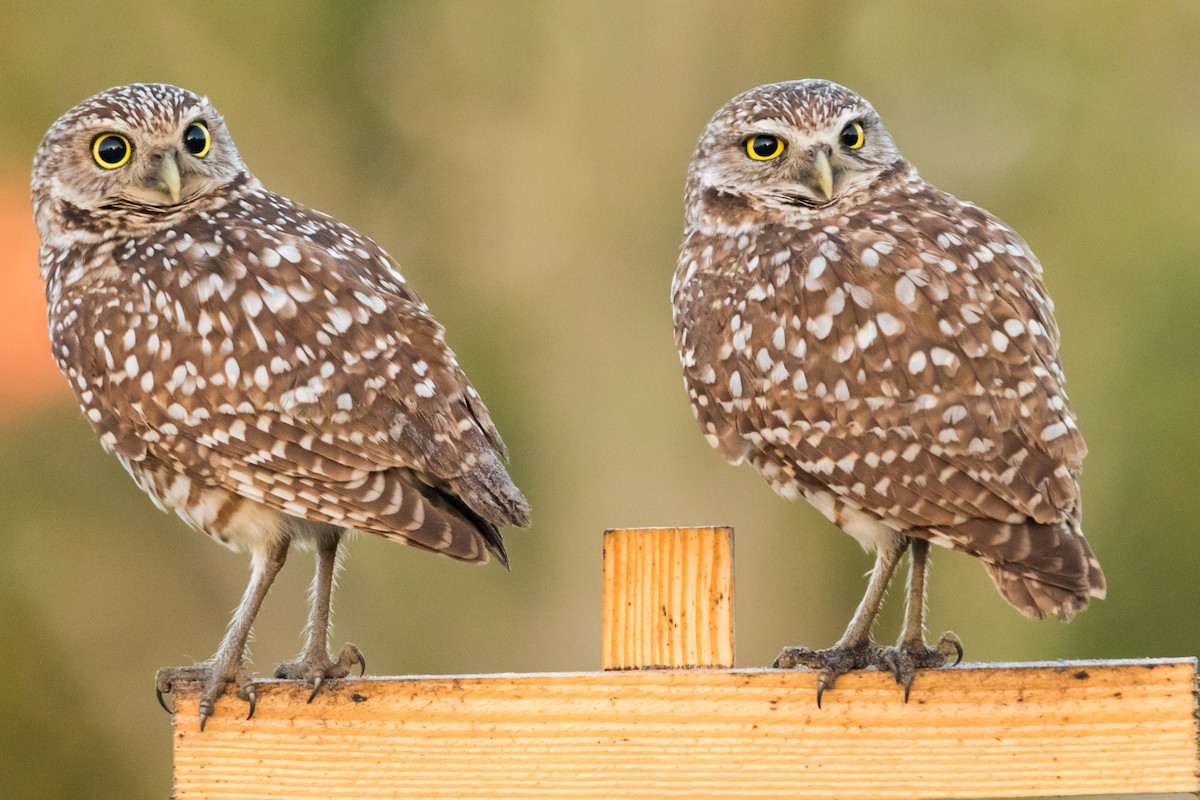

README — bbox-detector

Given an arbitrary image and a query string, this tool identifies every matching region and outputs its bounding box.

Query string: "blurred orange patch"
[0,175,68,415]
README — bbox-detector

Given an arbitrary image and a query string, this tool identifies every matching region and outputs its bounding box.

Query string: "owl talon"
[774,642,884,706]
[882,631,963,702]
[156,661,257,731]
[939,631,964,666]
[342,643,367,677]
[156,687,172,714]
[936,633,964,666]
[275,641,366,702]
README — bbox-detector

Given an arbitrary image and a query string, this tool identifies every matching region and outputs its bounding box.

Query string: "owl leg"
[881,537,963,701]
[156,534,290,731]
[774,537,906,706]
[273,528,365,701]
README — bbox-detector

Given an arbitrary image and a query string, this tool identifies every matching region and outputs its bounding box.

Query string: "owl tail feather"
[926,516,1106,621]
[984,563,1090,620]
[978,528,1106,621]
[382,479,511,568]
[428,484,511,569]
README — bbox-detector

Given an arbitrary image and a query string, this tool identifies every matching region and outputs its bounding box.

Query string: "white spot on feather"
[907,351,927,374]
[729,371,743,398]
[1041,422,1068,441]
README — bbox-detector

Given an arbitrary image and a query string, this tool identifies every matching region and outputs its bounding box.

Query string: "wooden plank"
[602,526,733,670]
[171,658,1200,799]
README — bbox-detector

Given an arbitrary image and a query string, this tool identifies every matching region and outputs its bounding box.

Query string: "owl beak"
[811,148,834,201]
[152,152,182,204]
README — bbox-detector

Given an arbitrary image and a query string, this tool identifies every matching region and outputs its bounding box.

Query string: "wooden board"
[171,658,1200,799]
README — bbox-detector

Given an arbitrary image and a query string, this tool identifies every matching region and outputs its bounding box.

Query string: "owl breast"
[674,202,918,457]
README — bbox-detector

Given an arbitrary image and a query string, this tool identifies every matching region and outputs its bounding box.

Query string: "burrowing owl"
[32,84,530,728]
[672,80,1104,702]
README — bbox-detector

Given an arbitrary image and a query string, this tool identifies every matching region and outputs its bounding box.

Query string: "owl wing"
[834,189,1087,522]
[77,203,527,563]
[674,191,1100,613]
[793,201,1102,615]
[824,192,1098,607]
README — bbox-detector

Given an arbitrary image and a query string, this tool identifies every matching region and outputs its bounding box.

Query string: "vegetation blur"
[0,2,1196,797]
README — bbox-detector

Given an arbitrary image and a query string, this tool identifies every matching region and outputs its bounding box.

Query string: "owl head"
[31,83,248,239]
[685,80,903,220]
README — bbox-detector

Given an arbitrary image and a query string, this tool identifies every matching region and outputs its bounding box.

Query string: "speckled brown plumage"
[672,80,1103,699]
[33,83,529,727]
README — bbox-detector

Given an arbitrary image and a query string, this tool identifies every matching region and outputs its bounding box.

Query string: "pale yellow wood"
[172,527,1199,796]
[171,659,1200,799]
[601,526,733,670]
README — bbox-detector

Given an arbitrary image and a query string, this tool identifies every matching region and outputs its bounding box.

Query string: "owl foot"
[881,631,963,702]
[774,641,886,707]
[273,643,366,702]
[155,661,258,731]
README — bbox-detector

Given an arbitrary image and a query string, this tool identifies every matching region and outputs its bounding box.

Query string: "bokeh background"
[1,2,1197,798]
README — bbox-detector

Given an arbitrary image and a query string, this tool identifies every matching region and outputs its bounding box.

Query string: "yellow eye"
[840,121,865,150]
[92,133,131,169]
[183,121,211,158]
[746,134,785,161]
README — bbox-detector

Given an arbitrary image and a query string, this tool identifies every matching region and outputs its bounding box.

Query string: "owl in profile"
[33,84,530,729]
[672,80,1103,702]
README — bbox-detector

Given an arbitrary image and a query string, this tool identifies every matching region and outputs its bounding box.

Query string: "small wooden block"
[170,659,1200,799]
[602,526,733,669]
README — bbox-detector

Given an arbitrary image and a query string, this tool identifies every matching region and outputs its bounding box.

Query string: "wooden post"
[170,526,1200,799]
[602,526,733,669]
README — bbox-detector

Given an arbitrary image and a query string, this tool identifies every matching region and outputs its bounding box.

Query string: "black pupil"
[751,135,779,158]
[841,124,861,147]
[97,136,127,164]
[184,124,207,154]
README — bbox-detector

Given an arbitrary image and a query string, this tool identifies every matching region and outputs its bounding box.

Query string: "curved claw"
[246,688,257,721]
[939,632,964,666]
[337,643,366,677]
[775,643,878,708]
[156,688,173,714]
[198,695,216,733]
[306,676,323,704]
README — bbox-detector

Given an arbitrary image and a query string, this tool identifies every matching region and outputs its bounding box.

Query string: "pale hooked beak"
[811,148,834,201]
[152,152,182,204]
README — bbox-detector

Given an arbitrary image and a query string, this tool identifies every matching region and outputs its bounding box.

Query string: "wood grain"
[602,526,733,670]
[171,659,1199,799]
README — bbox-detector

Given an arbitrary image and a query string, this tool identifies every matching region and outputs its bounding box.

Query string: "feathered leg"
[775,537,906,706]
[273,528,364,700]
[156,533,290,730]
[882,537,963,700]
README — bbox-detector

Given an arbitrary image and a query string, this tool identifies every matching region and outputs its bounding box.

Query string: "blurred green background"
[1,2,1197,798]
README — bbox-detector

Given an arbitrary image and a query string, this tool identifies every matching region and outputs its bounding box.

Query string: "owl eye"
[840,121,865,150]
[746,134,785,161]
[92,133,131,169]
[183,121,211,158]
